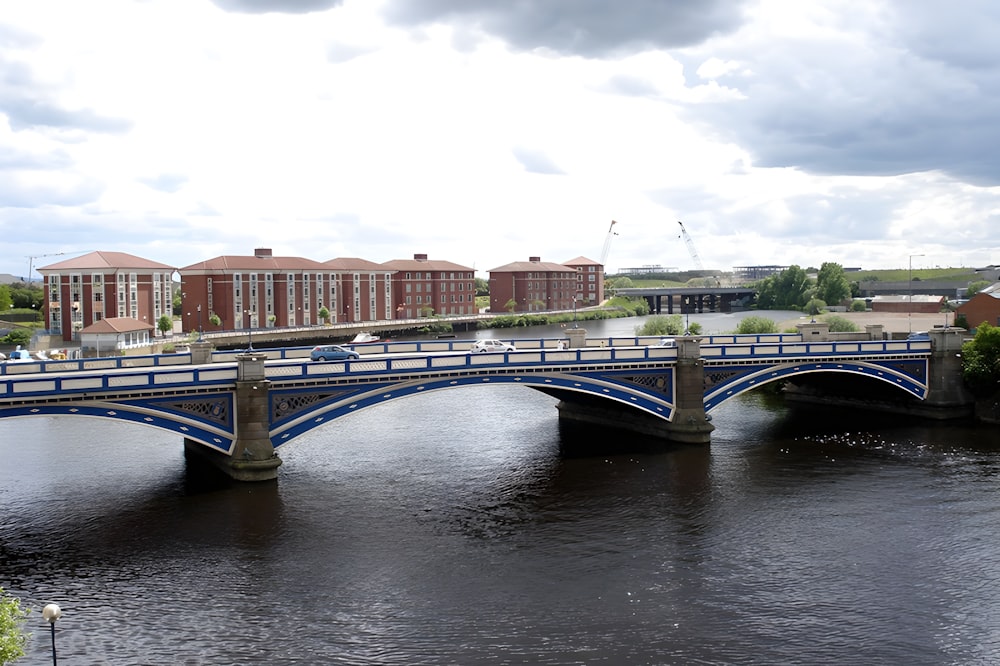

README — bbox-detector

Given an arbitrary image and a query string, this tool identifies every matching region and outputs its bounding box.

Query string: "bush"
[635,315,685,336]
[0,587,29,665]
[736,316,778,334]
[822,315,860,332]
[850,299,867,312]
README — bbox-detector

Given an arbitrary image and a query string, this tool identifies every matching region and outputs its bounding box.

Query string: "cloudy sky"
[3,0,999,281]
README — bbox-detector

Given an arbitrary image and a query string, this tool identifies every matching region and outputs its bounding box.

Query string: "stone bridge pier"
[184,353,283,481]
[555,336,714,445]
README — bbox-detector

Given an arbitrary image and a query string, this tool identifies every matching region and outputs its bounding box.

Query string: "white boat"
[350,332,381,344]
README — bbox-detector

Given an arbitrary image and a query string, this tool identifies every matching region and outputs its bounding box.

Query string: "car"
[907,331,930,341]
[469,339,516,353]
[654,337,676,347]
[310,344,361,361]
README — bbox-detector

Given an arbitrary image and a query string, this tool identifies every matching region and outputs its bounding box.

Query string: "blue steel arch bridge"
[0,332,939,480]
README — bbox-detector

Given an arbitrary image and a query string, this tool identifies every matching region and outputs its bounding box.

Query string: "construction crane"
[677,221,704,271]
[26,252,66,284]
[600,220,618,266]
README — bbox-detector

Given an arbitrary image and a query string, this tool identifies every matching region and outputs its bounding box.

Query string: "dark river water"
[3,314,1000,665]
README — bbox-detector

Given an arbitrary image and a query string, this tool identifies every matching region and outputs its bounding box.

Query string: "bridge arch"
[268,368,679,447]
[703,358,929,412]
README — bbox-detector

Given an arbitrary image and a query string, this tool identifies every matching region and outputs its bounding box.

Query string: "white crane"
[26,252,66,284]
[600,220,618,266]
[677,221,703,270]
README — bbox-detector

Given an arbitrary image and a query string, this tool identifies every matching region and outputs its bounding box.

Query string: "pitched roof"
[81,317,155,334]
[487,259,576,273]
[561,256,601,266]
[39,251,176,272]
[381,257,475,272]
[181,254,329,272]
[324,257,389,271]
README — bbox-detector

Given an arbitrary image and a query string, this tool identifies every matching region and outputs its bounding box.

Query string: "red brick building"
[562,255,605,305]
[37,251,177,342]
[381,254,477,318]
[322,257,395,323]
[179,248,334,333]
[956,282,1000,328]
[487,257,581,313]
[870,294,945,314]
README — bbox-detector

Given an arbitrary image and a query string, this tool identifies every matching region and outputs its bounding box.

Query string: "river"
[3,314,1000,664]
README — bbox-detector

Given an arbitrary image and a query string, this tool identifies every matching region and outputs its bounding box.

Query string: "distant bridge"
[615,286,757,314]
[0,323,959,481]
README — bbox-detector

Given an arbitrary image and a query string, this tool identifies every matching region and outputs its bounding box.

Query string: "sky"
[2,0,999,281]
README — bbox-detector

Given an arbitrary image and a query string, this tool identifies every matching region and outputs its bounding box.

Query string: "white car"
[470,339,516,353]
[655,337,677,347]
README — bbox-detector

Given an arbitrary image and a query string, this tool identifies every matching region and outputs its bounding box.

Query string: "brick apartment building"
[37,251,178,342]
[381,253,477,318]
[487,256,595,313]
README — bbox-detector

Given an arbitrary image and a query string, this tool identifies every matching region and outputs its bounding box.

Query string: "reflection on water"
[3,384,1000,664]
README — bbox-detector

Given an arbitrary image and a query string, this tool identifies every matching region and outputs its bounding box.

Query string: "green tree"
[317,306,330,323]
[850,299,867,312]
[208,312,222,327]
[804,298,827,316]
[1,329,32,348]
[737,316,778,334]
[816,262,851,306]
[504,298,517,313]
[475,277,489,296]
[0,285,11,312]
[961,322,1000,395]
[0,587,29,665]
[755,265,811,310]
[965,280,991,299]
[157,314,173,336]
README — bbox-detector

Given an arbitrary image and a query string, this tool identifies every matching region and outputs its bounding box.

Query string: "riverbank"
[775,310,954,335]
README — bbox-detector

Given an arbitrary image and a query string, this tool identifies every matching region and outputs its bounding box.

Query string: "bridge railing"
[0,346,682,399]
[700,338,932,359]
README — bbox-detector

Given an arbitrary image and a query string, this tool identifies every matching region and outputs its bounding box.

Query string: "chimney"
[254,248,272,258]
[529,256,541,263]
[413,253,428,261]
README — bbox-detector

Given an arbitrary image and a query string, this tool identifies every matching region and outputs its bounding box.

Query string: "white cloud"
[1,0,999,283]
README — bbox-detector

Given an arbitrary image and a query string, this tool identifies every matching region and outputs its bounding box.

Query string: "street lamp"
[909,253,924,334]
[197,304,203,341]
[573,297,579,328]
[42,603,61,665]
[244,309,255,351]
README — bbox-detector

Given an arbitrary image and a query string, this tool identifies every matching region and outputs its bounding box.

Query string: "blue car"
[310,344,360,361]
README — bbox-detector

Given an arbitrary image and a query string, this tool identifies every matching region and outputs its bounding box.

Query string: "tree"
[961,322,1000,395]
[755,265,811,310]
[504,298,516,313]
[0,285,11,312]
[816,262,851,306]
[317,306,330,323]
[0,587,29,665]
[965,280,992,299]
[157,314,173,336]
[208,312,222,327]
[474,278,489,296]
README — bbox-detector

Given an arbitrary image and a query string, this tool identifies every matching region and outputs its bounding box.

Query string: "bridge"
[1,323,964,481]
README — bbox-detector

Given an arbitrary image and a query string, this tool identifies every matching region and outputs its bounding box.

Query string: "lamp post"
[42,603,61,665]
[197,304,203,341]
[909,253,924,334]
[573,297,579,328]
[244,309,255,351]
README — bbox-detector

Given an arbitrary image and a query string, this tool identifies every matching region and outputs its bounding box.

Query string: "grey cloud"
[681,2,1000,185]
[512,147,565,175]
[209,0,344,14]
[382,0,752,57]
[1,55,131,133]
